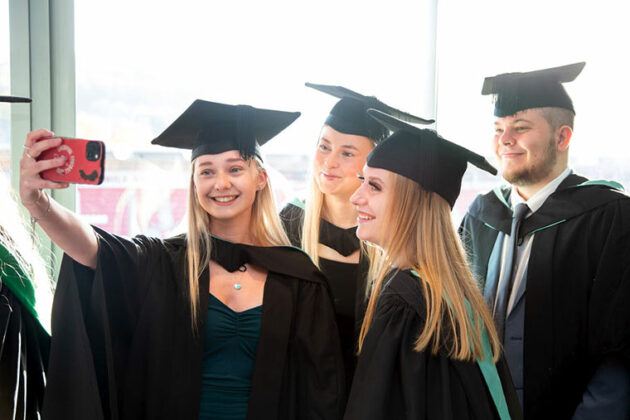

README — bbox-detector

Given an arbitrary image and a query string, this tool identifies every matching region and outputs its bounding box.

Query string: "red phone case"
[39,138,106,185]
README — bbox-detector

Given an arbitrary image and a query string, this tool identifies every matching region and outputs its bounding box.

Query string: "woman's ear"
[256,168,268,191]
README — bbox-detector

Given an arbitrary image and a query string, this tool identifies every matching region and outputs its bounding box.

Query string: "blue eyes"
[318,144,355,157]
[199,167,243,176]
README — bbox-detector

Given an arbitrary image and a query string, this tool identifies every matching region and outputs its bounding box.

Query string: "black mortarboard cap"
[482,62,585,117]
[306,83,434,143]
[151,99,301,161]
[0,96,31,103]
[366,109,496,208]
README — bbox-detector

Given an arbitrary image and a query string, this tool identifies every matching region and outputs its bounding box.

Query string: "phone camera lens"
[86,141,101,161]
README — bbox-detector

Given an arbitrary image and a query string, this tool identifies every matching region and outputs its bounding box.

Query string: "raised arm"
[19,129,98,268]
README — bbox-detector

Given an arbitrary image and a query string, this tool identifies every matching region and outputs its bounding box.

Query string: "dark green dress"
[198,294,262,420]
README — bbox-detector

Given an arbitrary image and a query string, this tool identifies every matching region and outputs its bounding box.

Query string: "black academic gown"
[42,226,345,420]
[459,174,630,419]
[0,287,49,419]
[0,242,50,420]
[280,202,369,389]
[344,269,522,420]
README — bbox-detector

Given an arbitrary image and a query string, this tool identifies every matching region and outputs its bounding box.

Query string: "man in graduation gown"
[459,62,630,419]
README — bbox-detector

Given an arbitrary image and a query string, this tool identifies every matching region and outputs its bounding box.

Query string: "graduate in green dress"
[20,100,345,420]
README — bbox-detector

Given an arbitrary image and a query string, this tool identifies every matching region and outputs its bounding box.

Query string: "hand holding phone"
[38,137,106,185]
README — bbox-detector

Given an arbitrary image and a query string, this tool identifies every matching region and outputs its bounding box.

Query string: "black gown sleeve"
[0,287,49,419]
[42,226,181,419]
[292,280,346,420]
[345,290,504,420]
[587,198,630,363]
[344,293,420,419]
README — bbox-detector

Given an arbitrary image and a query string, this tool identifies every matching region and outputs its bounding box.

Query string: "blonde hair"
[186,156,289,328]
[301,131,375,267]
[359,173,501,362]
[301,171,325,267]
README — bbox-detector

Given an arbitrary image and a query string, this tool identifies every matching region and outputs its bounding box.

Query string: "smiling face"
[349,165,391,246]
[313,125,374,199]
[493,108,569,189]
[192,150,267,230]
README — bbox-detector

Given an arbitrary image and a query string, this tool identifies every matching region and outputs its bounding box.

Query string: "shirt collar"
[511,167,573,214]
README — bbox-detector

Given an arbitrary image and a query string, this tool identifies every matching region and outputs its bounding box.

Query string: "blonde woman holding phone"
[20,100,345,420]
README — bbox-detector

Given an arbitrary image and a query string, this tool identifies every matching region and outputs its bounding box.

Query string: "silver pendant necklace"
[234,264,247,290]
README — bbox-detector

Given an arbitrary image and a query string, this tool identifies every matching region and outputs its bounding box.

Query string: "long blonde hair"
[359,173,501,362]
[186,156,289,327]
[301,130,375,267]
[301,170,325,267]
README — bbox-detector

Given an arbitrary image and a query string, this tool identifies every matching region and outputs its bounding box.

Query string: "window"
[436,0,630,222]
[74,0,437,236]
[1,0,10,175]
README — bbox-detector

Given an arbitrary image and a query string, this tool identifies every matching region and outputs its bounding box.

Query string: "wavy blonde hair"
[359,173,501,362]
[186,156,289,328]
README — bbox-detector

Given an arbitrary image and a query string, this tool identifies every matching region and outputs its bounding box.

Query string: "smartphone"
[38,137,106,185]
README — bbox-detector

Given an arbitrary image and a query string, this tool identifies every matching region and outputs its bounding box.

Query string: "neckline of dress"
[208,293,262,314]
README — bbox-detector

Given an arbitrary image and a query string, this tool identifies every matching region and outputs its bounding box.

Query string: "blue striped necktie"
[493,202,529,341]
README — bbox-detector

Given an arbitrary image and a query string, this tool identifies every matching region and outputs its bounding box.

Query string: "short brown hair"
[536,106,575,130]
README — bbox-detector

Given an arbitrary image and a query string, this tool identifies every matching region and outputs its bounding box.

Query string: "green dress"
[198,293,262,420]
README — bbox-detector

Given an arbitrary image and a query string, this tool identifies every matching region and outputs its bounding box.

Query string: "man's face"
[493,109,559,187]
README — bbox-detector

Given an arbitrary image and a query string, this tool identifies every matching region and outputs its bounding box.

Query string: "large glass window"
[436,0,630,222]
[74,0,436,236]
[1,0,11,175]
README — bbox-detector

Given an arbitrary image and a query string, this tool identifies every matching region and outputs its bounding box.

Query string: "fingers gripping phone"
[39,138,106,185]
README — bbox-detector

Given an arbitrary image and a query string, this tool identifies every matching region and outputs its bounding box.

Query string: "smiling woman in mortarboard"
[280,84,433,393]
[18,100,345,420]
[342,110,523,420]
